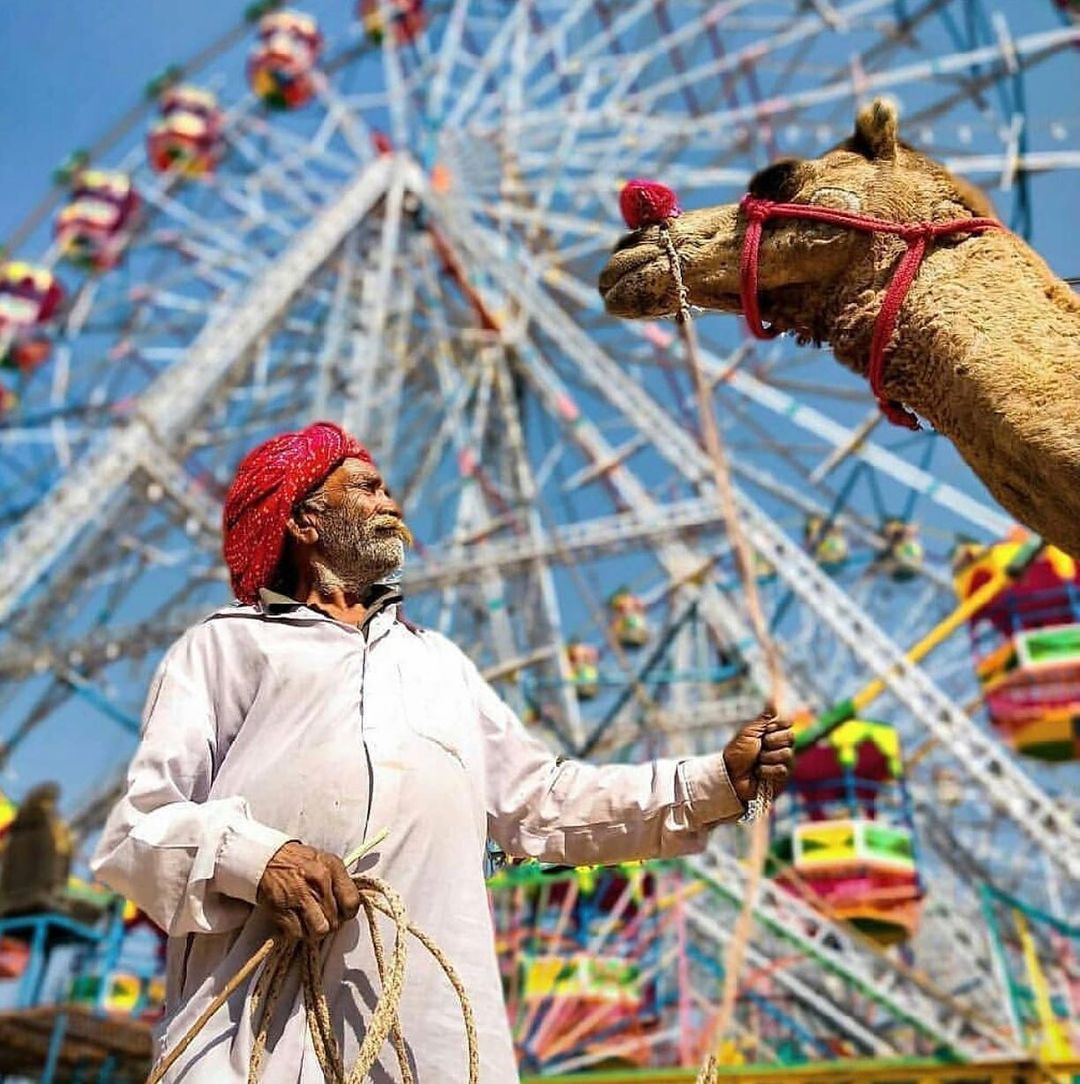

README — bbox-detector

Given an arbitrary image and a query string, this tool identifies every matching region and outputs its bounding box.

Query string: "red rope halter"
[738,193,1005,429]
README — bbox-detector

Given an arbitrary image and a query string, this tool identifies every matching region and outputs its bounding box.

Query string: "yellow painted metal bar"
[798,541,1044,750]
[521,1059,1080,1084]
[1014,908,1076,1065]
[849,550,1037,715]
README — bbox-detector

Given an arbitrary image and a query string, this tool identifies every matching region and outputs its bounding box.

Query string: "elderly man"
[92,421,794,1082]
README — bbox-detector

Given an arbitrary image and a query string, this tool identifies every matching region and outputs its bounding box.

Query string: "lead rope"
[657,225,786,1081]
[146,873,479,1084]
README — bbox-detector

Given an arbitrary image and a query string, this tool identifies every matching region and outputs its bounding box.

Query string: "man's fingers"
[299,894,331,940]
[741,718,772,738]
[759,764,790,784]
[309,862,339,929]
[274,909,304,941]
[763,728,794,749]
[327,856,361,920]
[758,748,793,766]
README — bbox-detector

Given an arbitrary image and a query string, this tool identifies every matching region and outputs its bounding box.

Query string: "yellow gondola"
[956,536,1080,760]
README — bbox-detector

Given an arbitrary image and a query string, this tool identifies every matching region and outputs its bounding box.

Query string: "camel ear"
[853,98,899,161]
[748,159,805,202]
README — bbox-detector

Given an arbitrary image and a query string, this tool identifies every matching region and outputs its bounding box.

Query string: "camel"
[598,99,1080,558]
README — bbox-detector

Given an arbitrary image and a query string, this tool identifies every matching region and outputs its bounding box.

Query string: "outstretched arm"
[466,657,792,867]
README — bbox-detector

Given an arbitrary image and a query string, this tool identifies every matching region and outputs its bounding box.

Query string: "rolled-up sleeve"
[90,629,291,936]
[463,656,745,866]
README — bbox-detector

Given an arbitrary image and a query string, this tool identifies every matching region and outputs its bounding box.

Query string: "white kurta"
[91,594,745,1082]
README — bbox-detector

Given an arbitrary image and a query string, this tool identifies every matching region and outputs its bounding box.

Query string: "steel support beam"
[442,199,1080,883]
[0,156,394,626]
[687,845,1019,1059]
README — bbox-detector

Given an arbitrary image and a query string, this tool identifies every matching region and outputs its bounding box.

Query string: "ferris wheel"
[0,0,1078,1075]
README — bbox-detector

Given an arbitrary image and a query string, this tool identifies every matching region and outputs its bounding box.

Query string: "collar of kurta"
[256,582,403,632]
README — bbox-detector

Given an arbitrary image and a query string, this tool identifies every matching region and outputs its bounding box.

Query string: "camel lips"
[619,179,681,230]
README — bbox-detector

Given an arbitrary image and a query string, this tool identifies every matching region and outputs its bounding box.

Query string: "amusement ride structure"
[0,1,1078,1079]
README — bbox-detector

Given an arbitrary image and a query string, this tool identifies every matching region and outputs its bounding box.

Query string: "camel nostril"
[613,231,643,253]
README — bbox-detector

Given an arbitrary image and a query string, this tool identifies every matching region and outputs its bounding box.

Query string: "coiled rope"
[146,872,478,1084]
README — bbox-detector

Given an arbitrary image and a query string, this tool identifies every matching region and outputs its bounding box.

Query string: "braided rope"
[147,875,479,1084]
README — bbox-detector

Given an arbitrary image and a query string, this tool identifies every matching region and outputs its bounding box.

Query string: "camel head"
[598,98,996,345]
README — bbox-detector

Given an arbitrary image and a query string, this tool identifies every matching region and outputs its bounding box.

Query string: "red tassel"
[619,179,681,230]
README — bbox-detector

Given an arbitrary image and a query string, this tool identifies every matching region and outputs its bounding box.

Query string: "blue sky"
[0,0,1077,811]
[2,1,1077,264]
[0,1,244,242]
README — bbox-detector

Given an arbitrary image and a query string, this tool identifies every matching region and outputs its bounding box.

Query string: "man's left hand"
[723,712,796,805]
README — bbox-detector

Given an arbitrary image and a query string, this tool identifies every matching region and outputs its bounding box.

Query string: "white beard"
[312,507,408,595]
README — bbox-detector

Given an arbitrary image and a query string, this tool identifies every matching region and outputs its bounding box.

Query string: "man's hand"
[723,712,796,805]
[256,841,361,941]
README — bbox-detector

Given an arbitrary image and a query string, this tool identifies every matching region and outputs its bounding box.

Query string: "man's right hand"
[256,841,361,941]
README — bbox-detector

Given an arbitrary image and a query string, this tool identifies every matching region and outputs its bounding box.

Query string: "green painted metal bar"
[980,881,1080,940]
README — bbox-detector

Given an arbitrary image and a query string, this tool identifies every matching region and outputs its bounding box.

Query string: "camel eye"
[748,159,805,202]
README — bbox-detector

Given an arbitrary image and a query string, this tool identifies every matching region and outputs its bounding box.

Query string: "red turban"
[223,421,371,604]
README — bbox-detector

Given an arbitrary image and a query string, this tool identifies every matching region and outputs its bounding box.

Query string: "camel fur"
[598,98,1080,557]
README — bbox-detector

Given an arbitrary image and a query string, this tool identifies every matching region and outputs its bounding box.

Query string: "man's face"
[302,457,412,589]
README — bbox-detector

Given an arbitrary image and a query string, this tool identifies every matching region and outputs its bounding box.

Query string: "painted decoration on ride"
[147,85,224,176]
[68,970,165,1021]
[0,936,30,979]
[609,589,650,648]
[521,954,642,1004]
[0,262,64,375]
[954,538,1080,761]
[248,10,323,110]
[54,170,140,271]
[770,717,923,945]
[0,789,15,837]
[0,790,28,978]
[488,861,662,1071]
[359,0,425,46]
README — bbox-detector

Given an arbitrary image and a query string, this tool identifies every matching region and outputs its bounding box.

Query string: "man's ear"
[285,512,318,546]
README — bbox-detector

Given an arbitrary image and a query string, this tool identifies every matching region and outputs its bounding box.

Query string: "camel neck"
[827,227,1080,549]
[826,229,1079,425]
